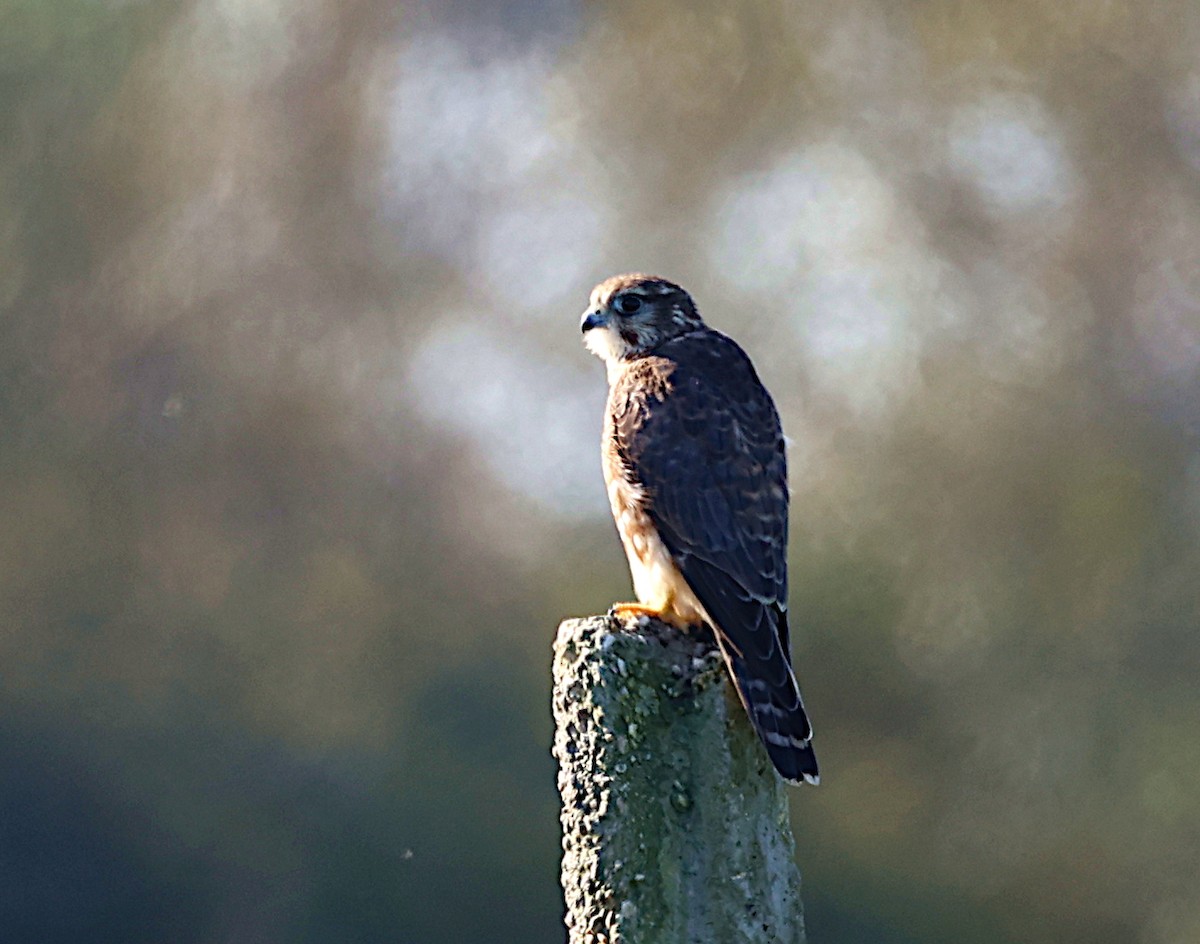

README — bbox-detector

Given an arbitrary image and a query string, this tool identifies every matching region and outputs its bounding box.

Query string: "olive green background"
[2,1,1198,941]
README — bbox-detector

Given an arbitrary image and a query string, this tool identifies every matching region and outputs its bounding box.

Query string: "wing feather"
[613,331,788,610]
[611,330,817,783]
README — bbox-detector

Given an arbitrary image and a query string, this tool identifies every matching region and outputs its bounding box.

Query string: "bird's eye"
[615,294,642,315]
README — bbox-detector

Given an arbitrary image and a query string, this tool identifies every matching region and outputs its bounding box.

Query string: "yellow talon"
[609,601,696,630]
[609,602,662,621]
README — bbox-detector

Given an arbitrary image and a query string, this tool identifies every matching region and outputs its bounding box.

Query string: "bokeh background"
[3,0,1200,941]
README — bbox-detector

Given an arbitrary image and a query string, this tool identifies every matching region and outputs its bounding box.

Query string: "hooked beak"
[580,309,607,333]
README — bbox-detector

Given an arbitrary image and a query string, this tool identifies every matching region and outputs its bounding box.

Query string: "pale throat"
[585,324,633,384]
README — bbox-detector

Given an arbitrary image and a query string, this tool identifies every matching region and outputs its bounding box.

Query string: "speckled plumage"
[581,274,818,785]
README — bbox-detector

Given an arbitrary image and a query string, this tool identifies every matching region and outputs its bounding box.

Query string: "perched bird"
[580,274,818,785]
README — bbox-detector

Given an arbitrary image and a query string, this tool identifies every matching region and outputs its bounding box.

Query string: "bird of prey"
[580,274,818,785]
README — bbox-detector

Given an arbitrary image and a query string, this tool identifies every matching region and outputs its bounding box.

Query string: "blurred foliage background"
[2,0,1199,941]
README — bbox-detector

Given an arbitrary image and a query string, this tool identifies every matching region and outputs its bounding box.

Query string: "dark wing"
[613,330,818,784]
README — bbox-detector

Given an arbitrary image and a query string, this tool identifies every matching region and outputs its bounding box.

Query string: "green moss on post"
[553,614,806,944]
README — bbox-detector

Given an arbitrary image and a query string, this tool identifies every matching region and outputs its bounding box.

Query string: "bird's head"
[580,274,704,365]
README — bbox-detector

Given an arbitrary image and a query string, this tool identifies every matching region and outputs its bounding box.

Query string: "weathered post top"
[552,614,806,944]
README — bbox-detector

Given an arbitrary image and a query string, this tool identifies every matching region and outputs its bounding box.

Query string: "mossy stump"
[552,614,806,944]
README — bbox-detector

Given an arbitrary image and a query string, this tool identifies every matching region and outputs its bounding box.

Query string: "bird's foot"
[609,602,661,623]
[608,602,693,629]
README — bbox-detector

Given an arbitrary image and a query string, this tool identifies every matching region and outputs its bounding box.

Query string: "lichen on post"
[552,614,806,944]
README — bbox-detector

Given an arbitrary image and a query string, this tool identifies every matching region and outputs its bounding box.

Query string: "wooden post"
[552,614,806,944]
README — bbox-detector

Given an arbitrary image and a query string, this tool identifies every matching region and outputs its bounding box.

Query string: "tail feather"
[723,647,819,785]
[668,554,819,784]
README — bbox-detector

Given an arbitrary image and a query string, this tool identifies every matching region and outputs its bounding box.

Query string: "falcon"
[580,274,818,785]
